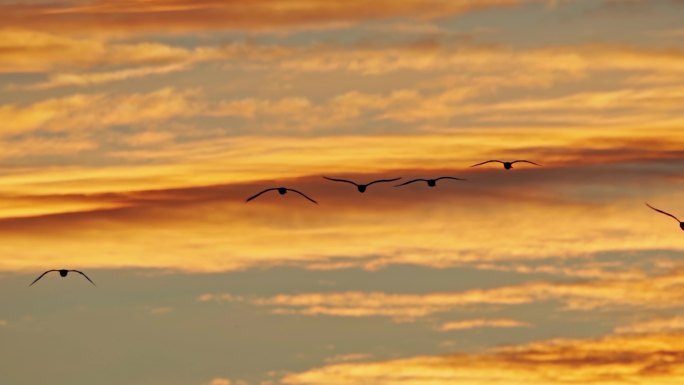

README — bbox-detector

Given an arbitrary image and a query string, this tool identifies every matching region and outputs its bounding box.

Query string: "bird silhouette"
[323,176,401,193]
[29,269,96,286]
[246,187,317,204]
[646,203,684,230]
[395,177,466,188]
[470,160,541,170]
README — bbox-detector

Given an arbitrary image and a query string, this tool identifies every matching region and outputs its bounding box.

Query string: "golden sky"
[1,1,684,384]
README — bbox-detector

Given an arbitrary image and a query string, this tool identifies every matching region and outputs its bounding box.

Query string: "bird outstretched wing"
[286,189,318,204]
[367,177,402,186]
[395,179,426,187]
[29,270,58,286]
[646,203,681,223]
[470,160,503,167]
[434,177,467,182]
[71,270,96,286]
[246,188,278,202]
[512,160,541,166]
[323,177,358,186]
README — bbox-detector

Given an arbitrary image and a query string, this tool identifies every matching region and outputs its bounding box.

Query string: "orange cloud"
[0,121,682,273]
[0,0,524,33]
[282,332,684,385]
[0,133,683,273]
[4,125,677,192]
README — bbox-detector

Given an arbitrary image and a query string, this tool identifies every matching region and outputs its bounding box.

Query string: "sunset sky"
[2,1,684,384]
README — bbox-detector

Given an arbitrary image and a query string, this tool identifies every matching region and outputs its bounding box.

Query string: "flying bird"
[646,203,684,230]
[323,176,401,193]
[395,177,466,188]
[470,160,541,170]
[29,269,96,286]
[246,187,318,204]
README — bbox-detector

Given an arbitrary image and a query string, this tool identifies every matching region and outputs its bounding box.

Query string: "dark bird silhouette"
[395,177,466,188]
[29,269,96,286]
[323,176,401,193]
[246,187,317,204]
[470,160,541,170]
[646,203,684,230]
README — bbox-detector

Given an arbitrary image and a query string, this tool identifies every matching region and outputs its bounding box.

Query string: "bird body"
[395,177,466,188]
[30,269,96,286]
[246,187,317,204]
[323,176,401,193]
[470,160,541,170]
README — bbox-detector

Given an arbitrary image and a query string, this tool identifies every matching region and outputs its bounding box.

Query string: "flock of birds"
[245,159,539,204]
[28,158,682,286]
[246,175,469,203]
